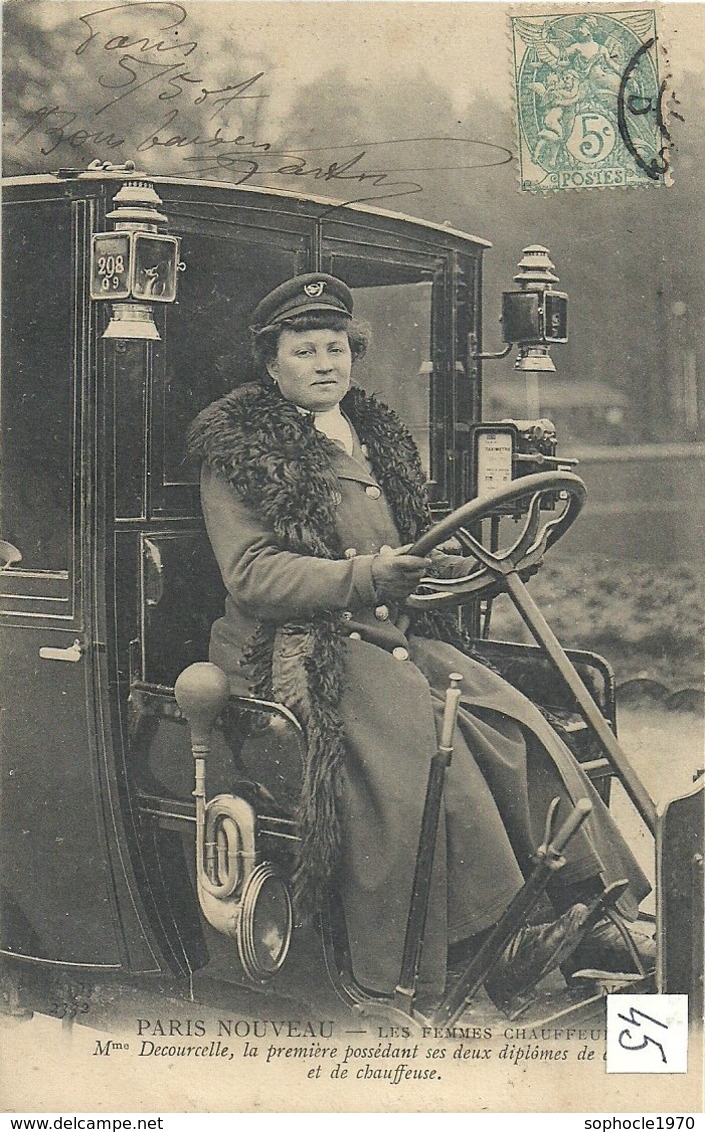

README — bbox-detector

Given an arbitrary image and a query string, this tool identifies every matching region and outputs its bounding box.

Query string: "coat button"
[374,605,390,621]
[341,610,353,621]
[344,547,358,559]
[365,484,381,499]
[392,647,409,661]
[349,632,362,641]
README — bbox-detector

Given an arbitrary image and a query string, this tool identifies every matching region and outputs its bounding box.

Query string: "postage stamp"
[510,8,670,192]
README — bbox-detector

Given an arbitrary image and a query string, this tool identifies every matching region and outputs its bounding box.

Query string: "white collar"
[297,403,354,455]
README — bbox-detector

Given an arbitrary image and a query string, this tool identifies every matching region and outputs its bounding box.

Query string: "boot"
[484,902,590,1013]
[562,908,656,978]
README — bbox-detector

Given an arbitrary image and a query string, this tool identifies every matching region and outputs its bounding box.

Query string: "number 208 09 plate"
[90,232,131,299]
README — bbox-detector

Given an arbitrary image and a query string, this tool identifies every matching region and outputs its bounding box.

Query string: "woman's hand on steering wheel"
[372,544,432,601]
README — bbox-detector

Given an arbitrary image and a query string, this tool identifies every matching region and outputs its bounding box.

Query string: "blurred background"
[3,0,704,695]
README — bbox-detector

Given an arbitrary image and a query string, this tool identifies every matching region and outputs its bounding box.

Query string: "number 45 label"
[607,995,689,1073]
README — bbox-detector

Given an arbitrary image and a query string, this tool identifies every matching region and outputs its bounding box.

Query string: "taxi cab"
[1,161,701,1028]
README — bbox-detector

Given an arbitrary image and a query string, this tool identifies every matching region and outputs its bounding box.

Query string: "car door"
[0,191,124,967]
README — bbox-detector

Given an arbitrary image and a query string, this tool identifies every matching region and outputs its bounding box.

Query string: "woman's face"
[267,328,352,412]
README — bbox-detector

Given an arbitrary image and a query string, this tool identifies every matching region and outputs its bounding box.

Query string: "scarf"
[188,381,478,915]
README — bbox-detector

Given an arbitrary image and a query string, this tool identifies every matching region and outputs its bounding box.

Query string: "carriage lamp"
[90,178,183,341]
[501,245,568,372]
[472,244,567,374]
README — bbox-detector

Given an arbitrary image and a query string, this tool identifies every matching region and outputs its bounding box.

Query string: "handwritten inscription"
[617,1004,668,1063]
[73,2,267,117]
[17,106,125,155]
[75,2,199,57]
[606,994,688,1074]
[14,2,513,206]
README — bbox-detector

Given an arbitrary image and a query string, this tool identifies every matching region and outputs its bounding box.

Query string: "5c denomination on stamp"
[510,8,671,192]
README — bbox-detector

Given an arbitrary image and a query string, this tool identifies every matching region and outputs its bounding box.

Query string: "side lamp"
[474,245,568,373]
[89,173,184,341]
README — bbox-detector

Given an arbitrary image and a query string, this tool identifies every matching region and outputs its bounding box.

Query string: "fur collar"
[188,381,468,914]
[188,381,432,551]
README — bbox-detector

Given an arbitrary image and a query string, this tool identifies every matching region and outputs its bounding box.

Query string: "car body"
[1,166,701,1028]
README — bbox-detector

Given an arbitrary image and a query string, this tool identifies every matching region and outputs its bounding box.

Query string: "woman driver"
[188,273,654,1010]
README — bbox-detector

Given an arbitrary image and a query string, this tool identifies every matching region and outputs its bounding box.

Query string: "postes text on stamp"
[510,8,669,192]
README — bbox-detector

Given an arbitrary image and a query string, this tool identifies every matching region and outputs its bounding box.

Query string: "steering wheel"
[406,470,586,609]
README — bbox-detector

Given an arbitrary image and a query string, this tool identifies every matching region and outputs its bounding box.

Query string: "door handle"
[143,538,164,607]
[0,540,22,570]
[39,639,85,663]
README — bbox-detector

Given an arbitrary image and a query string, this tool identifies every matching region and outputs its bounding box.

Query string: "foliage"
[488,556,705,690]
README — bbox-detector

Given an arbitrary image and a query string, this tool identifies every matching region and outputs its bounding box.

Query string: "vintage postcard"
[1,0,703,1117]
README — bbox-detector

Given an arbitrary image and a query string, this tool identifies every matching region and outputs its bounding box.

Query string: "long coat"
[190,382,650,998]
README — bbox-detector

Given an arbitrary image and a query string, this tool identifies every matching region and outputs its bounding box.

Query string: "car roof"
[1,170,492,250]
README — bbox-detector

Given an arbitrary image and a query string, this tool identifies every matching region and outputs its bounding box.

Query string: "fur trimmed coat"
[188,382,473,903]
[188,381,649,997]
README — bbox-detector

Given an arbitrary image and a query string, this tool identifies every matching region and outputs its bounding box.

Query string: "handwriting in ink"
[92,56,267,117]
[17,4,514,207]
[617,1005,669,1063]
[15,106,126,156]
[75,3,267,117]
[136,108,272,153]
[17,99,513,206]
[177,137,514,207]
[134,111,513,204]
[181,149,427,207]
[193,78,271,121]
[76,3,198,58]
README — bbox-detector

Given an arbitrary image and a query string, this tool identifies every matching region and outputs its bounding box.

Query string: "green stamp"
[510,9,670,192]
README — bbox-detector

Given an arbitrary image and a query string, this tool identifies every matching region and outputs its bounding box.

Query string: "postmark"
[510,8,670,192]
